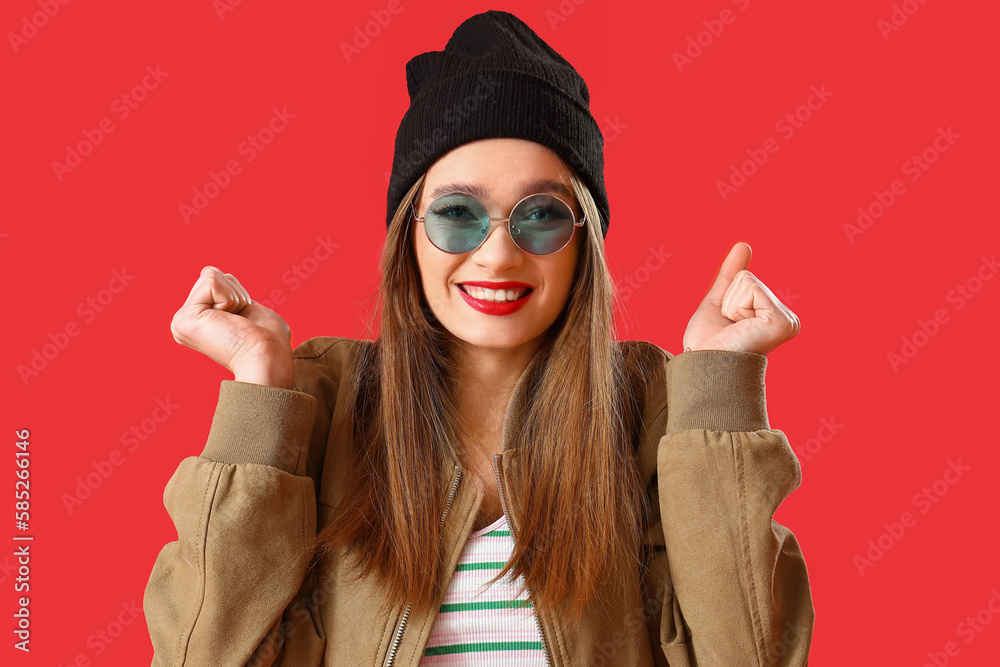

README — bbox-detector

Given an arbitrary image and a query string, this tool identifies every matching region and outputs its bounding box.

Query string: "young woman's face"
[412,138,583,352]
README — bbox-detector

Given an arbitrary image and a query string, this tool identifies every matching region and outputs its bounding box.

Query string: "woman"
[144,10,813,666]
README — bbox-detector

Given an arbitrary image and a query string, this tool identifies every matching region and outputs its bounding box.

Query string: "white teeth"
[462,286,528,303]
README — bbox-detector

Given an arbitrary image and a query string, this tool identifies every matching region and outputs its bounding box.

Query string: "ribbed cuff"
[200,380,317,475]
[665,350,770,433]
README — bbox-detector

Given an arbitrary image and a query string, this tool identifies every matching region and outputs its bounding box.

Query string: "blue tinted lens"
[423,194,489,254]
[510,195,575,255]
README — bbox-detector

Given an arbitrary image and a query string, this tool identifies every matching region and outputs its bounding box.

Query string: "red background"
[4,0,999,664]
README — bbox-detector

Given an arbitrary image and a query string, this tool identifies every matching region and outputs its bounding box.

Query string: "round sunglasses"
[412,191,586,256]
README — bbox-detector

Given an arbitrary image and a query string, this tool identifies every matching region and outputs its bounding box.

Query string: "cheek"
[556,245,581,290]
[414,235,460,295]
[413,231,434,282]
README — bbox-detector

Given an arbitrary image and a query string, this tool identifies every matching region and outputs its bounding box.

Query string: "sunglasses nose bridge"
[479,216,517,248]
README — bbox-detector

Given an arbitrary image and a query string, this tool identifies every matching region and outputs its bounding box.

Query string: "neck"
[447,334,543,452]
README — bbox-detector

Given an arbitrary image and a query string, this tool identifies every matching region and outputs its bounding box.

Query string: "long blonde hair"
[310,161,650,627]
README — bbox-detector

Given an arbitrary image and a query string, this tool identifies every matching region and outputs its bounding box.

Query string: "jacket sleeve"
[647,349,814,666]
[143,370,329,666]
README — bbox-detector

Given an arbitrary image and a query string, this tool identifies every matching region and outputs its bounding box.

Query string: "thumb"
[703,241,752,305]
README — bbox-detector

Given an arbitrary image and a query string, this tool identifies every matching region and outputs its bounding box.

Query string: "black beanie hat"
[385,10,610,238]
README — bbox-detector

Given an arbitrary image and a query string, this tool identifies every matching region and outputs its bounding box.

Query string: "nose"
[471,217,524,271]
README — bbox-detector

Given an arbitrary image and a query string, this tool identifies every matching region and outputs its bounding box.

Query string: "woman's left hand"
[682,242,800,356]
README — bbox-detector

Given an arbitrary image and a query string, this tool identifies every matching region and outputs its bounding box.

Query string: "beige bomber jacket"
[144,336,815,666]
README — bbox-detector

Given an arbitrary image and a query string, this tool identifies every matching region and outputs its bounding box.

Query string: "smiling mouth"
[458,284,533,303]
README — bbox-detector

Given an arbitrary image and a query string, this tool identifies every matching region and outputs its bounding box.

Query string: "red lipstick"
[456,281,534,316]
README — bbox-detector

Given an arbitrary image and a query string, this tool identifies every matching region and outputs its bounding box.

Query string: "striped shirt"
[421,514,546,665]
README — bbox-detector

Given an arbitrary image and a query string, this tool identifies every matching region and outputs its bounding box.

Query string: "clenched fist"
[170,266,295,388]
[682,242,800,356]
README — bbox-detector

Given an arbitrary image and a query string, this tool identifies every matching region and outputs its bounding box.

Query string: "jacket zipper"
[492,453,553,666]
[383,465,463,667]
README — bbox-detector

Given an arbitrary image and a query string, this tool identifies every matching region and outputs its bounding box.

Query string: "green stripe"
[424,641,544,656]
[482,529,511,537]
[455,561,507,571]
[440,599,532,613]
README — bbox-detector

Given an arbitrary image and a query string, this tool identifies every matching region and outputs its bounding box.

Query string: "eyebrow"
[427,179,575,204]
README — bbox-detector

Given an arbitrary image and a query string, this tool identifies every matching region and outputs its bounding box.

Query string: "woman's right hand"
[170,266,296,389]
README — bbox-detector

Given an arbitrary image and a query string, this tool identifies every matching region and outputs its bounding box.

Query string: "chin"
[442,323,542,351]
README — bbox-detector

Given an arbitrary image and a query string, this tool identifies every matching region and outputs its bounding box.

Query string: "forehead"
[419,138,576,207]
[424,178,575,204]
